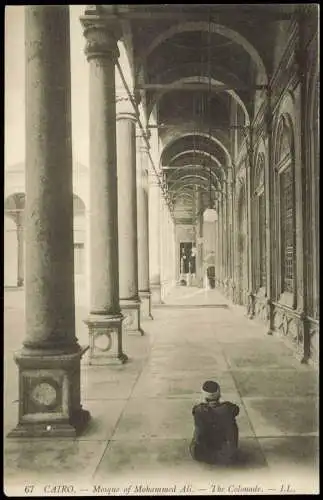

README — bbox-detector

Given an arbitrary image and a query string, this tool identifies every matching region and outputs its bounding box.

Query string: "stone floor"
[3,286,319,496]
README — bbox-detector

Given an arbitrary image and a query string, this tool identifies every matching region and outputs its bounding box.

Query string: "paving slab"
[3,286,319,495]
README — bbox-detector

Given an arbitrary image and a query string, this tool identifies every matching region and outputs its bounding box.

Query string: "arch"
[274,114,294,166]
[136,21,267,85]
[273,112,295,168]
[273,112,296,303]
[73,193,86,214]
[169,174,219,192]
[170,185,223,205]
[166,165,223,188]
[253,150,266,291]
[147,76,250,124]
[171,184,209,201]
[173,192,195,203]
[166,150,222,169]
[272,90,296,163]
[160,132,232,168]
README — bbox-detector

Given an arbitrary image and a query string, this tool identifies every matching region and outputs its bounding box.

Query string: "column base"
[7,346,91,439]
[120,299,144,335]
[139,290,153,320]
[7,408,91,438]
[84,314,128,366]
[151,284,163,304]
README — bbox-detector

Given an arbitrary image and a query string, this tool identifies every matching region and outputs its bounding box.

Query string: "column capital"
[136,128,150,153]
[116,91,137,121]
[80,14,121,62]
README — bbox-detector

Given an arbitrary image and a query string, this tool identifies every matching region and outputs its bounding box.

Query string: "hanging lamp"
[203,11,218,223]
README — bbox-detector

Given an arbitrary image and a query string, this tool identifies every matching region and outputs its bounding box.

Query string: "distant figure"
[180,249,187,274]
[190,380,240,465]
[207,266,215,289]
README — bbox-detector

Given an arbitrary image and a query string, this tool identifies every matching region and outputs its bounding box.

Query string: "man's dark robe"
[190,400,240,465]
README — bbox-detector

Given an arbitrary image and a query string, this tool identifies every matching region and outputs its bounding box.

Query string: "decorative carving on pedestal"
[31,381,58,409]
[85,316,127,365]
[94,331,113,352]
[123,310,135,329]
[8,349,91,438]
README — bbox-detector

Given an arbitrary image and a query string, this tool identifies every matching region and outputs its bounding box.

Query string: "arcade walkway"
[4,286,319,495]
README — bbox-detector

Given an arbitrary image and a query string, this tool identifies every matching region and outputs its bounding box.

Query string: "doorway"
[179,242,196,275]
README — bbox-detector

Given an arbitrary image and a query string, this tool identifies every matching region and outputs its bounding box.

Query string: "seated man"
[190,380,240,465]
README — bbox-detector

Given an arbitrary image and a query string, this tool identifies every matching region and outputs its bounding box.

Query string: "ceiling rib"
[136,83,267,92]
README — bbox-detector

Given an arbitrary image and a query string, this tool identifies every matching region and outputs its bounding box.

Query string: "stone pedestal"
[8,6,90,438]
[139,291,153,320]
[8,347,90,438]
[120,299,143,335]
[85,315,127,365]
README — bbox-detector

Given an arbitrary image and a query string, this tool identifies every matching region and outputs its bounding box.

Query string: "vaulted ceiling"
[100,4,299,224]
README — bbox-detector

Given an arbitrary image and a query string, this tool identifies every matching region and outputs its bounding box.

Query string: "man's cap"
[202,380,220,393]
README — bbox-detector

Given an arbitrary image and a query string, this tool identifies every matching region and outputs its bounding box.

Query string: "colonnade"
[8,5,171,438]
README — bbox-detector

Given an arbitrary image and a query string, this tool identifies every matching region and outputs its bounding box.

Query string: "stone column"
[81,11,128,363]
[246,133,256,318]
[136,129,153,319]
[160,195,166,300]
[264,92,275,335]
[149,175,162,303]
[230,172,236,301]
[223,183,228,295]
[116,92,142,334]
[196,191,204,287]
[214,199,220,287]
[16,212,24,287]
[219,193,224,285]
[8,6,90,438]
[169,212,176,287]
[297,15,310,363]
